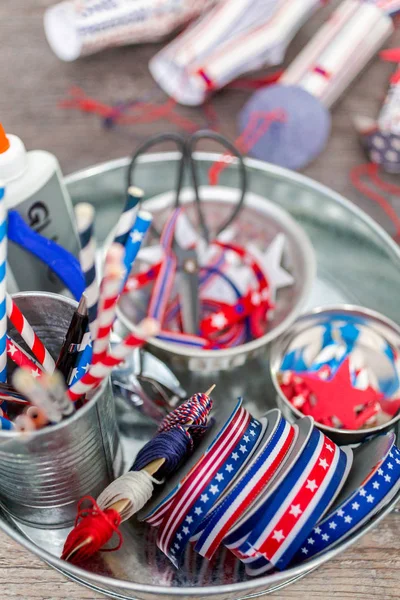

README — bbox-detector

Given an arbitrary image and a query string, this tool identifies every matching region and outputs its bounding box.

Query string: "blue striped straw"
[121,210,153,290]
[0,183,7,383]
[75,203,99,340]
[113,186,143,247]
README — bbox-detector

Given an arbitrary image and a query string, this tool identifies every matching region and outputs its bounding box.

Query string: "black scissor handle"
[186,130,247,244]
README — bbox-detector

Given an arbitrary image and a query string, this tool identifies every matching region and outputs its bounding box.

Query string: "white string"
[97,471,160,522]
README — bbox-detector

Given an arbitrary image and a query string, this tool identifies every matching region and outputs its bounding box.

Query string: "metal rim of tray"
[0,153,398,597]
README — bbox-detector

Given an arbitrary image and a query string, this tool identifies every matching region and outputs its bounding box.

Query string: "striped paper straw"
[0,184,6,383]
[92,244,125,364]
[113,186,143,246]
[121,209,153,290]
[68,318,159,401]
[6,294,55,373]
[7,336,44,378]
[68,329,92,386]
[75,203,100,340]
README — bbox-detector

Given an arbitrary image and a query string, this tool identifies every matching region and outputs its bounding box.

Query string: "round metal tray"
[0,153,399,600]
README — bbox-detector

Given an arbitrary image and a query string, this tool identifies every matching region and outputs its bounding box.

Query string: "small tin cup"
[270,305,400,445]
[0,292,122,529]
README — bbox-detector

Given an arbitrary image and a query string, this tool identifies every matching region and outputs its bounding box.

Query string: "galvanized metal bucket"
[0,292,122,529]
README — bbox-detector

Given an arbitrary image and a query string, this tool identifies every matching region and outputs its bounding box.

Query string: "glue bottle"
[0,123,80,293]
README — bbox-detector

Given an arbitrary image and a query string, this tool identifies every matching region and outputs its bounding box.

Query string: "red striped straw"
[7,336,44,378]
[92,244,125,364]
[6,294,55,373]
[68,318,159,401]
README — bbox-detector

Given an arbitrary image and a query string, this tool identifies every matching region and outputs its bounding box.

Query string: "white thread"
[97,470,160,522]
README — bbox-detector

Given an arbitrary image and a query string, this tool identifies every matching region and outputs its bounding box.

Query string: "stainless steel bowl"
[270,305,400,445]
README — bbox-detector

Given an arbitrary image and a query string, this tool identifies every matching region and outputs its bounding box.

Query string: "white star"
[352,502,360,511]
[329,521,337,530]
[7,344,17,356]
[301,547,309,555]
[82,362,91,374]
[225,464,234,473]
[200,494,209,503]
[248,234,294,301]
[306,479,318,492]
[243,435,250,443]
[182,526,189,535]
[170,548,175,554]
[239,445,247,453]
[319,458,329,470]
[325,444,334,453]
[210,312,228,330]
[344,515,352,524]
[250,430,256,437]
[130,230,144,243]
[251,292,261,306]
[396,458,400,465]
[388,463,393,470]
[359,489,367,497]
[372,481,380,490]
[272,530,285,543]
[31,369,41,379]
[231,452,239,460]
[385,474,391,483]
[174,543,180,550]
[186,516,193,524]
[210,485,219,495]
[321,533,330,541]
[366,494,374,503]
[378,468,384,476]
[177,533,182,541]
[289,504,302,518]
[389,452,394,458]
[337,509,345,518]
[70,367,78,381]
[194,507,203,516]
[315,527,322,535]
[215,473,224,482]
[308,537,315,545]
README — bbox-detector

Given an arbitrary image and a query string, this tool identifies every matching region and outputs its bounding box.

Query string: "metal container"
[270,305,400,445]
[116,186,316,373]
[0,292,122,528]
[0,155,398,599]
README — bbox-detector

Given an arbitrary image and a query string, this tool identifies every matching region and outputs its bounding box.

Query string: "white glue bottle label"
[0,124,80,294]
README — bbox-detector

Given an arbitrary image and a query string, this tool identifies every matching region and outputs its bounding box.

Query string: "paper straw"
[7,336,44,378]
[68,329,92,386]
[121,210,153,289]
[0,184,6,383]
[113,186,143,247]
[68,318,158,401]
[75,202,100,340]
[6,294,55,373]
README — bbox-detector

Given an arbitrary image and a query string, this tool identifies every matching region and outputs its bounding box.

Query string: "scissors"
[126,130,247,334]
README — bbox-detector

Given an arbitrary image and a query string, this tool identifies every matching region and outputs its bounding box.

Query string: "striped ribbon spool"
[224,422,352,573]
[0,185,6,383]
[113,186,143,247]
[292,433,400,564]
[6,294,55,373]
[194,410,296,559]
[75,203,100,340]
[145,401,264,566]
[6,336,44,378]
[68,320,158,401]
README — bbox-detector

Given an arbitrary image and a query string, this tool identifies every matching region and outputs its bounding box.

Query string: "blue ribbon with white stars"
[292,442,400,564]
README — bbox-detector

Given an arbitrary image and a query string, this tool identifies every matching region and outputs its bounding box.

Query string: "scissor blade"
[176,246,200,335]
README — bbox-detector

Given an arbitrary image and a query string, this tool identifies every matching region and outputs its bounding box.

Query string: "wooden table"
[0,1,399,598]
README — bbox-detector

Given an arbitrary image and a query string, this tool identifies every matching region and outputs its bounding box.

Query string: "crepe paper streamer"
[75,203,100,341]
[195,410,295,559]
[113,187,143,247]
[0,185,6,383]
[6,336,44,379]
[13,369,63,425]
[238,0,394,170]
[6,294,55,374]
[68,318,159,401]
[293,433,400,563]
[61,389,214,563]
[121,210,153,290]
[150,0,326,106]
[45,0,218,62]
[225,423,352,572]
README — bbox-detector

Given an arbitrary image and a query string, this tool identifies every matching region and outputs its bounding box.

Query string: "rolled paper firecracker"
[42,371,75,418]
[0,183,6,383]
[149,0,326,106]
[194,409,296,559]
[7,336,44,378]
[292,432,400,564]
[140,398,265,566]
[13,369,63,425]
[121,210,153,291]
[44,0,218,62]
[238,0,394,170]
[26,405,50,430]
[6,294,55,373]
[224,417,353,573]
[113,187,143,247]
[14,413,35,432]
